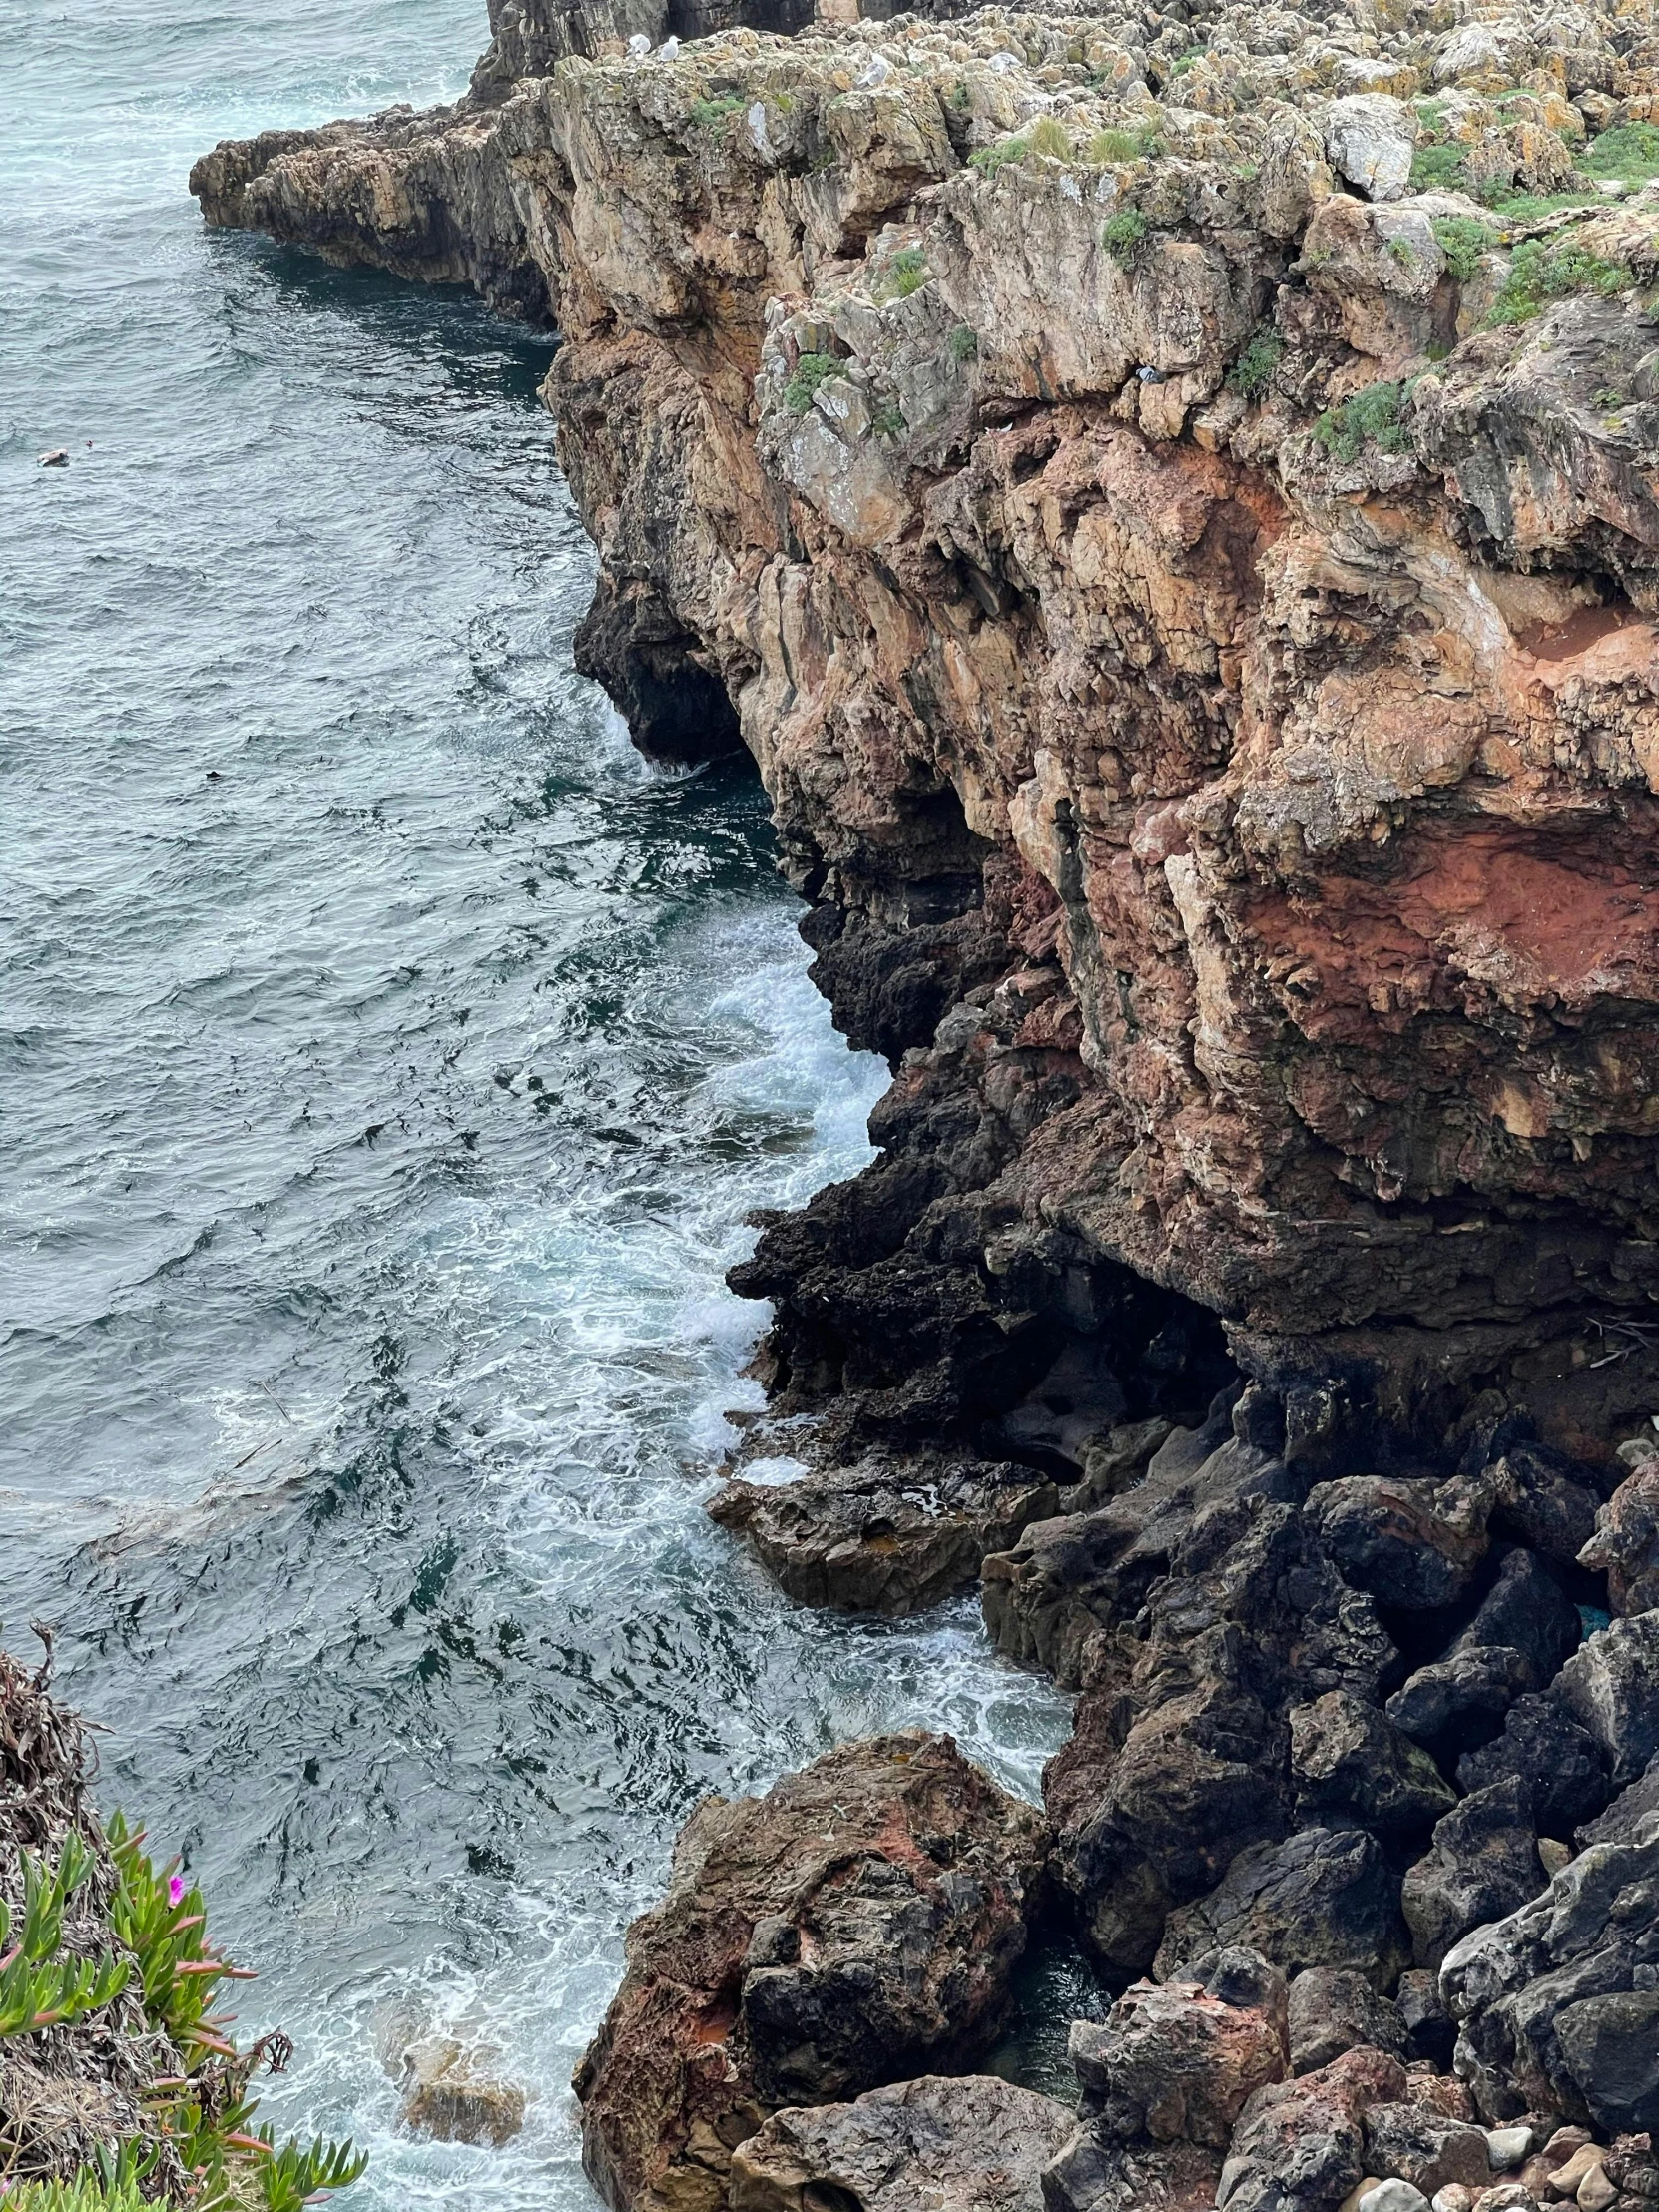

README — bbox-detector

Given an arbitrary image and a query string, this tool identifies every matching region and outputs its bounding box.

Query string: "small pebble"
[1489,2132,1537,2172]
[1474,2188,1540,2212]
[1578,2170,1616,2212]
[1551,2147,1607,2197]
[1435,2189,1476,2212]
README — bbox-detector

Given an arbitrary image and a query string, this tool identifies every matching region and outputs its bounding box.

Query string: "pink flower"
[169,1876,186,1907]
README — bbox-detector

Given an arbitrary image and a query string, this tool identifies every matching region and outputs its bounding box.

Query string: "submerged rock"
[400,2038,527,2147]
[573,1732,1047,2211]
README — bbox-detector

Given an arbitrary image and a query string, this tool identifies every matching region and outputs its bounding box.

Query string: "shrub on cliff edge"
[0,1631,366,2209]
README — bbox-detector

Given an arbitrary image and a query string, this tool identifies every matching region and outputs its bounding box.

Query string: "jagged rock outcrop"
[1442,1807,1659,2135]
[571,1731,1047,2210]
[706,1447,1062,1610]
[198,0,1659,1466]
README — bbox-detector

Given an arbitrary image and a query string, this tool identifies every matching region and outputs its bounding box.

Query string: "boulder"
[727,2074,1075,2211]
[1386,1650,1533,1758]
[1486,1448,1604,1572]
[1554,1617,1659,1785]
[981,1426,1280,1686]
[1363,2103,1492,2195]
[573,1733,1047,2212]
[1441,1810,1659,2131]
[1306,1477,1489,1611]
[1575,1752,1659,1851]
[1069,1951,1288,2147]
[708,1451,1060,1613]
[1223,2045,1410,2212]
[1395,1970,1456,2070]
[1155,1827,1409,1991]
[1387,1552,1580,1756]
[1051,1490,1393,1975]
[1579,1468,1659,1618]
[1289,1969,1410,2076]
[1401,1780,1546,1972]
[1321,95,1416,200]
[1290,1692,1457,1836]
[1046,1950,1289,2212]
[1456,1697,1611,1841]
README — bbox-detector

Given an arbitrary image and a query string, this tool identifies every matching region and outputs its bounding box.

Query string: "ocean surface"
[0,3,1074,2204]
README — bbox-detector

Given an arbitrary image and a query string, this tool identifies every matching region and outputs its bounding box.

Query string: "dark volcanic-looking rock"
[1576,1751,1659,1851]
[1046,1951,1289,2212]
[981,1416,1269,1685]
[1579,1466,1659,1619]
[1442,1810,1659,2131]
[573,1732,1047,2211]
[1455,1695,1612,1842]
[1386,1550,1581,1755]
[708,1450,1060,1613]
[1400,1778,1546,1973]
[1393,1970,1455,2071]
[1289,1692,1456,1838]
[1287,1968,1409,2076]
[1362,2102,1492,2195]
[727,2074,1075,2211]
[1554,1617,1659,1785]
[1069,1953,1288,2148]
[1487,1446,1604,1572]
[1305,1478,1490,1611]
[1222,2045,1409,2212]
[1153,1827,1408,1992]
[1052,1496,1394,1975]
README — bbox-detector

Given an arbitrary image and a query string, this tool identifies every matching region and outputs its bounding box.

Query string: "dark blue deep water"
[0,2,1071,2203]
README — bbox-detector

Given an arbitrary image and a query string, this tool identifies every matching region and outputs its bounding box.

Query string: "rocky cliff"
[193,6,1659,2207]
[196,0,1659,1470]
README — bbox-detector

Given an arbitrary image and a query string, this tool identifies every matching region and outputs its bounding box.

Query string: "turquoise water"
[0,3,1072,2203]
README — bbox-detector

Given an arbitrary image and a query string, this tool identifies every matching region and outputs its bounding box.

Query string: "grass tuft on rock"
[785,350,844,413]
[1583,121,1659,185]
[969,134,1030,176]
[687,90,745,131]
[1101,208,1149,264]
[1487,232,1633,324]
[1314,378,1414,462]
[1431,214,1498,280]
[1228,324,1284,398]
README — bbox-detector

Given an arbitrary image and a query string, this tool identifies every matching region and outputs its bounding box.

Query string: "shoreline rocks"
[572,1732,1047,2209]
[189,0,1659,2194]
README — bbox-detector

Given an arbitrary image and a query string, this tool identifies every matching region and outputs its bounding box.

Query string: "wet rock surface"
[707,1449,1061,1612]
[572,1731,1047,2209]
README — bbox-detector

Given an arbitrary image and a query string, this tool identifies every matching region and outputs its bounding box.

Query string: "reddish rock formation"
[190,5,1659,2194]
[192,0,1659,1471]
[571,1731,1047,2210]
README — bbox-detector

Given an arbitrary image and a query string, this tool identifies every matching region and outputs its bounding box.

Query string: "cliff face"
[194,0,1659,1465]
